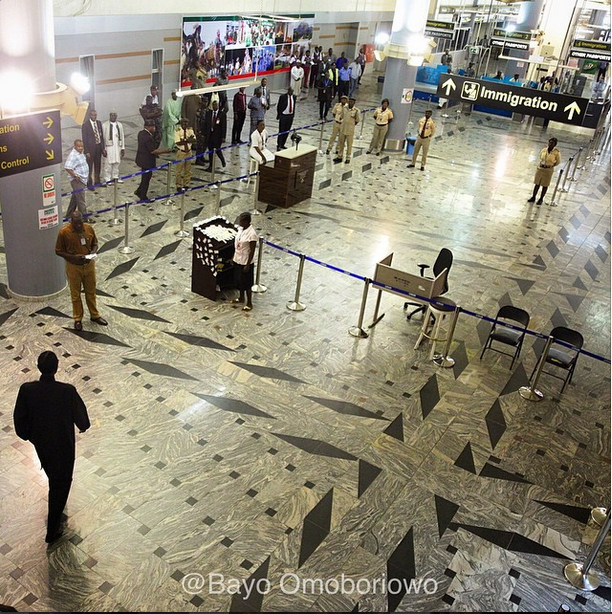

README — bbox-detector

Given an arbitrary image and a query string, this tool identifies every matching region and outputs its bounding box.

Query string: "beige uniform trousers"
[338,130,355,159]
[65,261,100,322]
[175,149,193,188]
[412,135,432,167]
[369,124,388,154]
[327,122,342,153]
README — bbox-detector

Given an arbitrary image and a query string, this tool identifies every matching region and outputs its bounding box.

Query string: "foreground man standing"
[13,351,90,543]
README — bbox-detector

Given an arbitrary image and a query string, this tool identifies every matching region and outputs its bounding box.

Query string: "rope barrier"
[261,238,611,365]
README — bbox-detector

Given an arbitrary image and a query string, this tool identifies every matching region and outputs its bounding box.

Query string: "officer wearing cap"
[326,95,348,156]
[335,97,361,164]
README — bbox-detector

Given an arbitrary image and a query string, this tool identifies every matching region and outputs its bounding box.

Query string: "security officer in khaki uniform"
[326,95,348,156]
[335,97,361,164]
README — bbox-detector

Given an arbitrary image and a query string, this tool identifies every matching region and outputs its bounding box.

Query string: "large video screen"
[181,14,315,86]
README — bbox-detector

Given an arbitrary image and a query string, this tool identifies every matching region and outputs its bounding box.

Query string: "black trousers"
[232,111,246,143]
[208,148,226,167]
[319,99,331,120]
[38,453,74,538]
[277,114,294,149]
[338,80,350,99]
[136,169,152,199]
[87,144,104,187]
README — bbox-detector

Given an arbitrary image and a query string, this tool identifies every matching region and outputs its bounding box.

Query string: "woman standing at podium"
[232,212,258,311]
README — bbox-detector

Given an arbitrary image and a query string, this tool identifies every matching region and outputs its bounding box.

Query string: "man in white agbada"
[102,110,125,184]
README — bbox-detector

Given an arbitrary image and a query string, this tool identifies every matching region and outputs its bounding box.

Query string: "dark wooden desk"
[258,144,317,208]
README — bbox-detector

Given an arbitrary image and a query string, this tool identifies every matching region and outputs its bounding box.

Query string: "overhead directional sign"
[569,40,611,62]
[425,19,455,40]
[0,110,62,179]
[436,74,590,126]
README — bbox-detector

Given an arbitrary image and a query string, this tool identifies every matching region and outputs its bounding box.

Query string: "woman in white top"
[232,212,258,311]
[249,120,275,165]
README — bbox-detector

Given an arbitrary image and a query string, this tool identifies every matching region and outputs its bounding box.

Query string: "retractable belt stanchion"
[590,506,608,527]
[563,509,610,591]
[175,190,190,238]
[112,180,121,225]
[251,236,267,293]
[349,277,370,338]
[359,111,366,139]
[578,140,591,169]
[251,165,262,216]
[318,121,325,153]
[164,164,174,206]
[287,254,306,311]
[210,154,217,188]
[548,169,563,207]
[215,183,221,216]
[519,336,553,401]
[433,305,461,368]
[559,157,573,193]
[570,148,582,181]
[118,203,135,254]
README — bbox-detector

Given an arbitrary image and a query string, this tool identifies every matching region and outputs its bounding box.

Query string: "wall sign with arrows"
[436,75,589,126]
[0,110,62,179]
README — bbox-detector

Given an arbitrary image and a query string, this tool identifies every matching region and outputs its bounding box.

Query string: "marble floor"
[0,72,610,612]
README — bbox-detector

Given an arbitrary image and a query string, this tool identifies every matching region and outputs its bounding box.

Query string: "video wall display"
[181,15,315,86]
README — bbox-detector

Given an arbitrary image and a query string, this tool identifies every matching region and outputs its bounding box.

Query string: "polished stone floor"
[0,71,610,612]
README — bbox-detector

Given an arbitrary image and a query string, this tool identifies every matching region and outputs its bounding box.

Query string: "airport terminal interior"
[0,0,611,612]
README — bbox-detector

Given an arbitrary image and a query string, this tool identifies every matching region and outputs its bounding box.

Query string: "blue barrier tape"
[262,238,610,365]
[60,109,378,198]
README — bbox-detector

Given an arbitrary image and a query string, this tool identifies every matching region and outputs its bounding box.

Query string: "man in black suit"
[276,87,296,150]
[81,108,105,189]
[134,120,169,201]
[202,100,227,171]
[13,351,90,543]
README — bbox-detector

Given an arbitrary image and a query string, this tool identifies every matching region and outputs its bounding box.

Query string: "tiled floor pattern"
[0,73,610,612]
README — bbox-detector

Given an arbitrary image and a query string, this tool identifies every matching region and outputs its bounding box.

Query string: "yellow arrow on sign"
[44,133,54,145]
[564,101,582,121]
[45,150,55,160]
[43,117,54,128]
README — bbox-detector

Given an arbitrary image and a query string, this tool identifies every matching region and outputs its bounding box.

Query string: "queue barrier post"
[251,166,262,216]
[559,157,573,193]
[590,507,608,527]
[359,110,366,139]
[571,148,582,181]
[548,168,564,207]
[433,305,461,368]
[164,164,174,206]
[210,152,217,187]
[518,335,553,402]
[112,180,121,225]
[578,140,590,169]
[287,254,306,311]
[318,121,325,153]
[118,204,135,254]
[215,182,221,216]
[175,191,190,238]
[349,277,370,338]
[251,236,267,293]
[563,509,610,591]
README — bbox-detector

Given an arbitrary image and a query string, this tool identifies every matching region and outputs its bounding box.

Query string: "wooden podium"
[258,144,317,208]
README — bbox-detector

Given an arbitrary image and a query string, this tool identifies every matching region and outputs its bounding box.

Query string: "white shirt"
[291,65,304,81]
[142,94,159,106]
[249,128,275,163]
[233,225,258,265]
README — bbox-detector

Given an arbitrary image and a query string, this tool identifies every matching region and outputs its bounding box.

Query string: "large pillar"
[0,0,65,298]
[505,0,545,80]
[381,0,430,151]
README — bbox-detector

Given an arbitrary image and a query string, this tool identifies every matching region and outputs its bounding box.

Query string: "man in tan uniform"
[174,117,196,192]
[326,95,348,155]
[335,97,361,164]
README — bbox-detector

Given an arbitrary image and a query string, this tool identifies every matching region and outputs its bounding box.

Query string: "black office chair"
[530,326,584,393]
[480,305,530,369]
[404,248,453,320]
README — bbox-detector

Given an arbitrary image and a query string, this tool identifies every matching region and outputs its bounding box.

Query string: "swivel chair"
[480,305,530,369]
[404,248,453,320]
[530,326,583,394]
